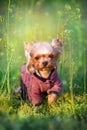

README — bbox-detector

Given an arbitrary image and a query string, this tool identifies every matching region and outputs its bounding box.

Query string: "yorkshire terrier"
[20,38,62,105]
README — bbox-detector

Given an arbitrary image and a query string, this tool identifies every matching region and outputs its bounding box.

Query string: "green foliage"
[0,93,87,130]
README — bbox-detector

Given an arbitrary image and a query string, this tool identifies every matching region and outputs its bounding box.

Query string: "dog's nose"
[42,61,48,66]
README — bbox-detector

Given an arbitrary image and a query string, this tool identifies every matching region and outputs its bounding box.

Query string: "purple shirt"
[21,65,62,105]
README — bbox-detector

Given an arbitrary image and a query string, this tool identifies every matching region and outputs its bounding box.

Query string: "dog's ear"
[51,37,62,60]
[57,37,62,45]
[24,41,33,58]
[51,37,62,52]
[24,42,35,73]
[51,37,62,54]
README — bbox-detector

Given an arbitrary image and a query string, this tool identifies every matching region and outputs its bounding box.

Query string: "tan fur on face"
[31,53,56,71]
[30,42,56,72]
[24,38,62,74]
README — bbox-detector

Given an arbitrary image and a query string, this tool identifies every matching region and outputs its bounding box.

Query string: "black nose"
[42,61,48,66]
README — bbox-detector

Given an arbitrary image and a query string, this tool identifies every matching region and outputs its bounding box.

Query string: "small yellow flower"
[0,52,4,56]
[76,8,80,13]
[65,4,71,11]
[78,14,81,18]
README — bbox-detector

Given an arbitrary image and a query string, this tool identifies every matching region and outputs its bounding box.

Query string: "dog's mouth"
[38,65,54,71]
[33,62,55,71]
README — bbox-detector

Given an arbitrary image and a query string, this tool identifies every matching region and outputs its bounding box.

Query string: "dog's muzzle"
[42,61,48,67]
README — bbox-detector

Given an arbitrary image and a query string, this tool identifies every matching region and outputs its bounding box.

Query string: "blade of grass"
[6,0,10,94]
[83,48,87,102]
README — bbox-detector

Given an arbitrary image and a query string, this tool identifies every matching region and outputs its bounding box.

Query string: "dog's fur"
[24,38,62,74]
[21,38,62,105]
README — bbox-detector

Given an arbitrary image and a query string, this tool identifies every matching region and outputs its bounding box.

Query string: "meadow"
[0,0,87,130]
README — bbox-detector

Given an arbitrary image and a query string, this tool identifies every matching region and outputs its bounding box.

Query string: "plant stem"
[69,39,75,115]
[6,0,10,94]
[84,48,87,102]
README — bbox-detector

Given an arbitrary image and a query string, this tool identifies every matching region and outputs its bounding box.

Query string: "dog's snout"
[42,61,48,66]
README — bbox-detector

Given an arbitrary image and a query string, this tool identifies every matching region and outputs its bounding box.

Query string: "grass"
[0,0,87,129]
[0,93,87,130]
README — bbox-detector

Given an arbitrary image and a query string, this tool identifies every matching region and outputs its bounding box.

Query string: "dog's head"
[24,38,62,73]
[30,42,55,71]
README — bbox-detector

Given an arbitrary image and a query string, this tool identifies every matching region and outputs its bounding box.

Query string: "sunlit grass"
[0,92,87,130]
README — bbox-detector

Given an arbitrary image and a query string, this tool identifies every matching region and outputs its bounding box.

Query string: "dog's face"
[30,42,56,71]
[24,38,62,73]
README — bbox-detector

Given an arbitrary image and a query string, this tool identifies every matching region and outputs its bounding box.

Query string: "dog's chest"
[36,78,54,92]
[30,71,55,92]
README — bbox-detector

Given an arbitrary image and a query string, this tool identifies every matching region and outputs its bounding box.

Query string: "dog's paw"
[48,93,58,105]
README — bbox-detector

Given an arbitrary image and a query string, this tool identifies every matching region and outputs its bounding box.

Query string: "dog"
[20,38,62,106]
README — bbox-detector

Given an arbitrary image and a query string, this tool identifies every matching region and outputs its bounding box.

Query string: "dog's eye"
[48,54,54,58]
[35,56,40,60]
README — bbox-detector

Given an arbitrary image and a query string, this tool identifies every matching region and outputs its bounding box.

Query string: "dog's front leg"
[48,93,58,104]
